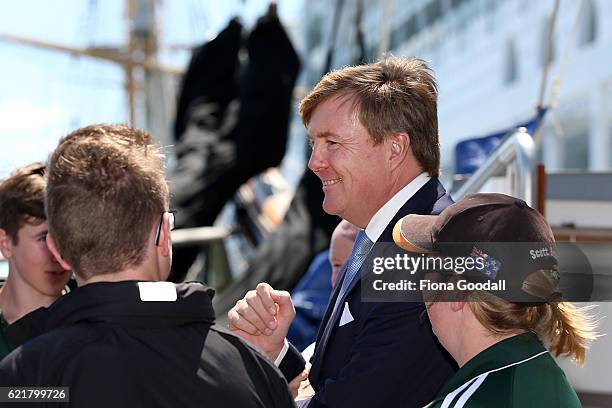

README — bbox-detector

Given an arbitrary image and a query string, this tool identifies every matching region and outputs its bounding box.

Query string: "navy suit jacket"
[280,177,457,407]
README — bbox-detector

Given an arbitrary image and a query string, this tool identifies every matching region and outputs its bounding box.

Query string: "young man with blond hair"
[0,162,70,359]
[0,124,294,408]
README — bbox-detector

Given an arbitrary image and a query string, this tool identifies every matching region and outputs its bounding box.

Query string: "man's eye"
[327,140,338,146]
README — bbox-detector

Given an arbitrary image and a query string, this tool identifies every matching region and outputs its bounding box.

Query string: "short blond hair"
[300,56,440,176]
[46,124,169,278]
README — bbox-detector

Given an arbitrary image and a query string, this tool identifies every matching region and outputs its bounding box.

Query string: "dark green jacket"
[424,332,581,408]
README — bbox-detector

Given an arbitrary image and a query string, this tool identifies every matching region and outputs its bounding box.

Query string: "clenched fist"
[228,282,296,361]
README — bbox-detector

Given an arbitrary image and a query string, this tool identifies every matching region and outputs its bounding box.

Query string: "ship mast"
[0,0,183,133]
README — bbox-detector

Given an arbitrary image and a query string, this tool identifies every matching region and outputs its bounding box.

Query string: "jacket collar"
[46,281,216,328]
[378,177,451,244]
[6,281,216,348]
[365,172,431,242]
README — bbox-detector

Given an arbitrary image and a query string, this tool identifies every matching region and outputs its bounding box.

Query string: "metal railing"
[171,226,230,248]
[453,127,537,205]
[171,226,232,288]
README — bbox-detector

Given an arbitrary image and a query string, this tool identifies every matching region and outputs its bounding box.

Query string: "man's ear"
[158,213,172,258]
[0,228,12,259]
[450,301,466,313]
[388,132,410,168]
[46,234,72,271]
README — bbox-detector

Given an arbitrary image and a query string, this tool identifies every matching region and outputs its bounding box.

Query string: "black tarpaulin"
[169,13,300,282]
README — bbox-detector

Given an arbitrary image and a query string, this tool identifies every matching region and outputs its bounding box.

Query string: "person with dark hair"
[394,193,598,408]
[0,124,294,408]
[228,57,457,407]
[0,162,70,359]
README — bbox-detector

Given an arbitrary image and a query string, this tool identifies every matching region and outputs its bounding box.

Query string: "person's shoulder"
[207,326,294,404]
[428,354,580,408]
[208,325,290,382]
[209,325,279,368]
[1,323,106,377]
[0,328,68,385]
[4,325,76,360]
[467,354,580,408]
[510,354,581,407]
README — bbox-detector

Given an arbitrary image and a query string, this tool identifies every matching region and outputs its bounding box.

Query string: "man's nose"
[45,245,61,265]
[307,144,327,173]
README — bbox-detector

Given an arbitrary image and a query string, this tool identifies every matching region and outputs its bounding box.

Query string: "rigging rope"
[534,0,587,145]
[323,0,345,73]
[536,0,560,112]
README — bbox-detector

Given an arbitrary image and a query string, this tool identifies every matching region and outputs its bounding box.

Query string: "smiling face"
[1,220,70,297]
[307,95,396,227]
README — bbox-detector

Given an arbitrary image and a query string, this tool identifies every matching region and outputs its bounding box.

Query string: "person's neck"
[77,265,162,287]
[356,169,425,229]
[453,325,526,367]
[380,167,424,209]
[0,275,58,324]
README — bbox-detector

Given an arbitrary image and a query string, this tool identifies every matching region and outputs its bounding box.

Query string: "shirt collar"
[365,172,430,242]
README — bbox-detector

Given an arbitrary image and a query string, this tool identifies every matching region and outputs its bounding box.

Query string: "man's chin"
[40,285,67,297]
[321,200,342,217]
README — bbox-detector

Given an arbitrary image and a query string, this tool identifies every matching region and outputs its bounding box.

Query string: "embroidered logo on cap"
[470,246,502,280]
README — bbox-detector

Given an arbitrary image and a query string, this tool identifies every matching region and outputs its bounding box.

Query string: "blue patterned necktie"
[315,230,374,358]
[333,230,374,311]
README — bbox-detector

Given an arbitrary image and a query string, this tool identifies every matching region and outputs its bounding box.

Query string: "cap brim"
[392,214,438,253]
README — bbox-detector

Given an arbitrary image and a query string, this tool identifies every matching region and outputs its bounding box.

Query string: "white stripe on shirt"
[441,350,548,407]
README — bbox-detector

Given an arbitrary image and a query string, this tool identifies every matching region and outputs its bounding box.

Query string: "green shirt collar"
[434,332,546,400]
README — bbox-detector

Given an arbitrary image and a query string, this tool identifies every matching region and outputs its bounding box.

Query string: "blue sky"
[0,0,301,178]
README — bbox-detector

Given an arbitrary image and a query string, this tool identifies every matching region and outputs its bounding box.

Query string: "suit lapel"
[309,254,350,376]
[316,262,348,342]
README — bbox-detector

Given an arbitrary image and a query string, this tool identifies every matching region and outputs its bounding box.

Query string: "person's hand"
[296,377,315,401]
[288,366,310,398]
[228,282,295,360]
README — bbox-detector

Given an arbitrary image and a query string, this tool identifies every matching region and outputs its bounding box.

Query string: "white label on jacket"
[138,281,177,301]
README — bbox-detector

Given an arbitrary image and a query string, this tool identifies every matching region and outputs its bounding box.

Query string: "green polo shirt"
[0,310,11,359]
[424,332,581,408]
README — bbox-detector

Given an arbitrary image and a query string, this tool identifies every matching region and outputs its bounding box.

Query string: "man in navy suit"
[228,57,456,407]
